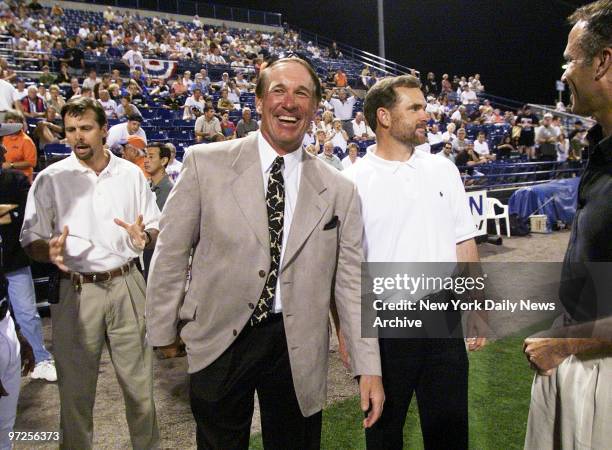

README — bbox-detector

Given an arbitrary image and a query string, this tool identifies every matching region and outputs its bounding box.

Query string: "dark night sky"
[209,0,592,107]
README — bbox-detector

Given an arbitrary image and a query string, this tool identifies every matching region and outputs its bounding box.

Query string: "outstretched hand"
[114,214,146,250]
[49,225,69,271]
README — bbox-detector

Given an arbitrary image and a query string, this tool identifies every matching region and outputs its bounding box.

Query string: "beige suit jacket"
[146,132,380,416]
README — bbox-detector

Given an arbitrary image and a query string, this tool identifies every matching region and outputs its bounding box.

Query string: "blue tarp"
[508,177,580,226]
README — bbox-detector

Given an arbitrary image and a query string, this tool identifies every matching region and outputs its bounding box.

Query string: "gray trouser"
[51,265,159,450]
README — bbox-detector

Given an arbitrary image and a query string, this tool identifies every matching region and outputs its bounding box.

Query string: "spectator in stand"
[439,142,456,163]
[452,128,470,153]
[496,135,516,159]
[460,85,478,105]
[194,70,211,93]
[170,77,188,96]
[351,112,375,141]
[121,135,148,177]
[13,79,27,102]
[205,45,227,65]
[536,113,561,161]
[183,88,206,120]
[217,88,234,111]
[116,94,141,120]
[329,41,341,58]
[424,72,438,96]
[557,132,570,163]
[441,73,452,95]
[38,65,55,86]
[428,123,444,146]
[220,111,236,140]
[61,38,85,76]
[517,105,539,160]
[122,42,145,72]
[181,71,194,92]
[425,96,442,121]
[321,110,334,134]
[455,141,487,177]
[473,131,496,161]
[54,63,71,85]
[2,111,36,183]
[82,69,101,91]
[341,142,361,169]
[328,87,357,124]
[103,5,114,21]
[318,140,343,170]
[44,85,64,112]
[328,118,349,154]
[450,105,466,126]
[235,107,258,138]
[34,106,63,148]
[106,113,147,148]
[304,143,318,156]
[97,89,118,119]
[302,126,316,149]
[127,81,147,108]
[334,69,348,88]
[315,129,327,153]
[194,106,223,143]
[164,143,183,182]
[162,89,183,111]
[65,77,81,100]
[471,73,484,92]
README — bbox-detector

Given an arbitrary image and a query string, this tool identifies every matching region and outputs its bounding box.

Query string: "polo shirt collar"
[257,131,302,175]
[366,144,420,173]
[67,148,118,175]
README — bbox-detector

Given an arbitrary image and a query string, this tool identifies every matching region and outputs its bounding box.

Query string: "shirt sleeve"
[23,138,37,168]
[20,173,55,246]
[448,164,477,243]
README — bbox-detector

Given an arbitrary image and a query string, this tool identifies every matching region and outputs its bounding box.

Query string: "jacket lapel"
[230,134,269,253]
[282,153,329,270]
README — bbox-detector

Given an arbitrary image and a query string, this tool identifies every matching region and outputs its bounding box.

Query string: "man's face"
[64,109,107,161]
[458,130,466,140]
[431,124,439,133]
[127,120,140,134]
[205,109,215,120]
[193,89,201,100]
[338,90,347,101]
[144,147,166,175]
[323,143,333,155]
[388,87,428,146]
[355,112,363,123]
[561,21,600,116]
[243,109,251,121]
[100,90,109,101]
[478,133,485,142]
[443,143,452,155]
[348,146,358,158]
[28,88,37,99]
[256,61,317,154]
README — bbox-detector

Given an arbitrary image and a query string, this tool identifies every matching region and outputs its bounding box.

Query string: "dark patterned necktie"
[250,156,285,325]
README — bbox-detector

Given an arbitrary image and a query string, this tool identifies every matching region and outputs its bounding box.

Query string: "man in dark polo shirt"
[523,1,612,448]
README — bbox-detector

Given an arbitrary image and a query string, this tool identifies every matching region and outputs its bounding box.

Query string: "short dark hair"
[126,113,143,122]
[61,97,107,128]
[204,105,214,113]
[568,0,612,63]
[363,75,421,132]
[147,142,172,168]
[255,57,322,104]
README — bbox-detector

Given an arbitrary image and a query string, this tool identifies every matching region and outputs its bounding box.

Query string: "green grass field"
[250,332,540,449]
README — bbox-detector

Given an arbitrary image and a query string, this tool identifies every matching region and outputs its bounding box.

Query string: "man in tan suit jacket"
[146,58,383,449]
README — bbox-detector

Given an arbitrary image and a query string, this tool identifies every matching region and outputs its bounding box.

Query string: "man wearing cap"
[20,97,160,449]
[106,113,147,148]
[121,135,148,178]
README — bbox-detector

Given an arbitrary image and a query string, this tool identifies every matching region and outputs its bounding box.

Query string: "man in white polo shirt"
[343,75,487,450]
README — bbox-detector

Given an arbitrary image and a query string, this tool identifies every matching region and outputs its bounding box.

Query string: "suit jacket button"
[233,329,237,336]
[248,303,255,309]
[258,270,266,278]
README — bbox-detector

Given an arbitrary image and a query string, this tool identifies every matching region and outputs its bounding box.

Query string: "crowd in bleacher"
[0,0,589,187]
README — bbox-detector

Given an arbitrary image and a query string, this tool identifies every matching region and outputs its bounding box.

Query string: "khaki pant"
[525,354,611,450]
[51,265,159,450]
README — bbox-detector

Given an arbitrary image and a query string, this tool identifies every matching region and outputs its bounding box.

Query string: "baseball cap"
[126,135,146,149]
[0,123,23,136]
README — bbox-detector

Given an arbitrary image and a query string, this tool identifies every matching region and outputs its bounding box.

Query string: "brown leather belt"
[60,261,134,284]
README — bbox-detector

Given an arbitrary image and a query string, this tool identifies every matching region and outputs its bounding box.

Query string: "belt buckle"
[93,271,113,283]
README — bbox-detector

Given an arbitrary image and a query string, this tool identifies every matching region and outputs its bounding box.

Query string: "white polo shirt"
[20,151,160,272]
[474,140,491,156]
[343,146,476,263]
[329,96,356,120]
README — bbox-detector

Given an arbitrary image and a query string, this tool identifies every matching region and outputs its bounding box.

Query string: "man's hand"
[49,225,69,271]
[359,375,384,428]
[114,214,146,250]
[16,330,35,376]
[465,311,488,351]
[523,337,574,376]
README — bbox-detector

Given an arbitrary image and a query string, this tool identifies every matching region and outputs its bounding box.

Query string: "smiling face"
[256,60,317,155]
[64,109,107,161]
[561,21,600,116]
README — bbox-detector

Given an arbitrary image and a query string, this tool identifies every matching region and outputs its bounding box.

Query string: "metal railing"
[528,103,595,132]
[292,27,419,77]
[63,0,282,27]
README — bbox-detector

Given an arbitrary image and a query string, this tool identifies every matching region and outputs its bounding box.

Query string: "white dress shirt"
[257,132,302,312]
[21,151,160,272]
[328,96,356,120]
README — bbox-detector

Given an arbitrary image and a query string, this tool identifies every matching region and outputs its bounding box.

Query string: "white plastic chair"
[487,198,511,237]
